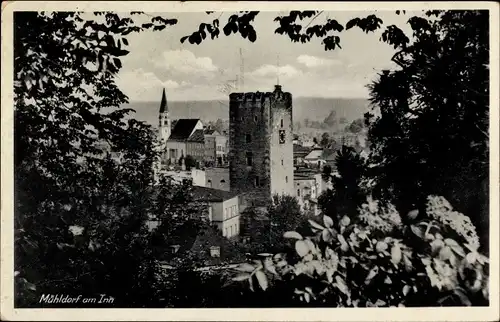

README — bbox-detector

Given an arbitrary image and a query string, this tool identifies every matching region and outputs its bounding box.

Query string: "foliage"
[183,11,394,51]
[184,155,197,170]
[323,110,337,127]
[364,10,489,252]
[318,146,366,221]
[241,195,305,254]
[13,11,205,308]
[346,118,364,134]
[231,196,489,307]
[320,132,331,148]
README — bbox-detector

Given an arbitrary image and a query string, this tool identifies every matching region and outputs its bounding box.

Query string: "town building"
[191,186,241,239]
[186,129,205,164]
[203,128,218,165]
[204,129,229,166]
[205,167,230,191]
[228,85,294,207]
[215,134,228,166]
[293,167,324,216]
[304,147,325,168]
[166,119,204,163]
[293,144,312,166]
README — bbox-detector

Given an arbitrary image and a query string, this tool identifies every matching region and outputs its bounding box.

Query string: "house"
[304,148,325,168]
[157,221,246,267]
[203,129,228,166]
[293,144,312,166]
[205,167,230,191]
[321,148,337,169]
[166,119,204,163]
[215,134,228,166]
[186,129,206,164]
[191,186,241,239]
[294,168,323,215]
[293,134,301,145]
[203,128,219,165]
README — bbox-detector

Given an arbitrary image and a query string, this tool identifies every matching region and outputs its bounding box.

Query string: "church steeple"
[159,88,168,113]
[159,88,171,143]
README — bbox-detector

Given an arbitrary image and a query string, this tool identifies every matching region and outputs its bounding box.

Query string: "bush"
[230,195,489,307]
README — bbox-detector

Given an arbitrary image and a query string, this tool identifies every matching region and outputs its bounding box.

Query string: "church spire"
[159,88,168,113]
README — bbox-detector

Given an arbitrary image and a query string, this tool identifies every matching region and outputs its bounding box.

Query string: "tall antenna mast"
[239,48,245,91]
[277,53,280,85]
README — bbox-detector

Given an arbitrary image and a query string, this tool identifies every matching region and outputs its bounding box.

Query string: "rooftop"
[191,186,239,202]
[188,129,205,143]
[157,221,246,266]
[169,119,201,141]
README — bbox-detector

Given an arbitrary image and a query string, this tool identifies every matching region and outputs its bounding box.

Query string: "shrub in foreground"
[231,195,489,307]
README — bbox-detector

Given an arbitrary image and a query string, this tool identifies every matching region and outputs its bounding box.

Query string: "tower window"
[246,134,252,143]
[279,130,286,144]
[281,119,284,128]
[281,159,284,166]
[285,176,288,183]
[254,115,258,122]
[297,189,301,197]
[246,152,253,166]
[254,176,260,187]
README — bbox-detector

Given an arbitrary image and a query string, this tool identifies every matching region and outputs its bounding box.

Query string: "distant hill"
[122,97,371,127]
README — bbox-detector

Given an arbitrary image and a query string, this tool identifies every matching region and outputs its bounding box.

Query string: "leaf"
[391,243,402,265]
[234,263,255,273]
[453,288,472,306]
[113,58,122,69]
[180,36,189,43]
[340,215,351,227]
[122,38,129,46]
[402,285,410,296]
[323,215,334,228]
[283,231,303,240]
[365,266,379,285]
[255,270,268,291]
[248,276,254,292]
[466,252,477,265]
[346,18,360,30]
[232,273,250,281]
[305,239,316,253]
[444,238,465,257]
[326,268,334,283]
[295,240,310,257]
[308,219,325,231]
[276,260,288,268]
[410,225,424,238]
[26,282,37,291]
[264,260,277,275]
[248,28,257,42]
[338,234,349,252]
[322,229,332,242]
[335,275,349,295]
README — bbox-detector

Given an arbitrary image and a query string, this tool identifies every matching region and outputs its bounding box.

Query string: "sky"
[114,11,416,102]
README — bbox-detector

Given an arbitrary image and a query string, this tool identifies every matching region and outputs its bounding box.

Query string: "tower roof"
[159,88,168,113]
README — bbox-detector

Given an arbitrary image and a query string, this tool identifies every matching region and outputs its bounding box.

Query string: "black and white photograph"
[1,1,499,321]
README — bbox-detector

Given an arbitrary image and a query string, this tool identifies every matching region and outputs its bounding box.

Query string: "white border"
[1,1,499,321]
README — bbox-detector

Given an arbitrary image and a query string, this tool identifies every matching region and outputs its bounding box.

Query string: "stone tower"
[229,85,294,207]
[158,88,171,143]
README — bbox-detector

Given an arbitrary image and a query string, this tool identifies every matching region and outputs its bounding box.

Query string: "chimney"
[274,85,282,92]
